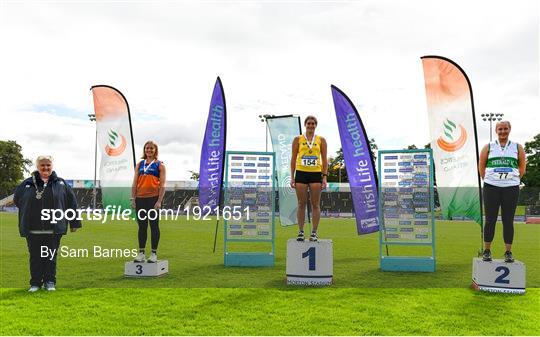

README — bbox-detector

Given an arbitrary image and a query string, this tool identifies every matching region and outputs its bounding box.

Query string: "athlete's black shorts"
[294,170,322,184]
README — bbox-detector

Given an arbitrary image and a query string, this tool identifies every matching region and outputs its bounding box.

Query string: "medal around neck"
[304,134,316,149]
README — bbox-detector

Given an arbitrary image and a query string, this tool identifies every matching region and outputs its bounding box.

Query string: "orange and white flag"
[421,56,482,226]
[91,85,136,210]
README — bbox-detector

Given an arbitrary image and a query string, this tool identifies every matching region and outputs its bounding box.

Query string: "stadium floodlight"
[481,113,504,142]
[259,114,276,151]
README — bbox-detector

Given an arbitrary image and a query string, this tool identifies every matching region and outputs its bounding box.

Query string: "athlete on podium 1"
[131,141,166,263]
[290,115,328,242]
[478,121,526,262]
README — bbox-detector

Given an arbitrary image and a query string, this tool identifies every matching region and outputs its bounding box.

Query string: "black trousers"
[483,183,520,244]
[135,196,160,250]
[26,234,62,286]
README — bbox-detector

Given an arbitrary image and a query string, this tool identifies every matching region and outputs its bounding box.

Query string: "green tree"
[0,140,32,199]
[520,134,540,206]
[406,144,418,150]
[327,138,378,183]
[188,170,200,182]
[369,137,378,159]
[522,133,540,188]
[327,148,346,183]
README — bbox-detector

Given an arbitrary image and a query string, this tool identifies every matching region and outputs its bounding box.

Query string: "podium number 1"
[302,247,316,270]
[494,266,510,284]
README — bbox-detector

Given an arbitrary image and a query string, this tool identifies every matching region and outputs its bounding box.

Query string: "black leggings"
[483,183,519,244]
[135,196,160,250]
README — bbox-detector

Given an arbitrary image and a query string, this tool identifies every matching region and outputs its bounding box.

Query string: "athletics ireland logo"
[105,129,127,156]
[437,119,467,152]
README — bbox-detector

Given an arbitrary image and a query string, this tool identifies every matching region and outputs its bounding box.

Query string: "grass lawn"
[1,212,539,335]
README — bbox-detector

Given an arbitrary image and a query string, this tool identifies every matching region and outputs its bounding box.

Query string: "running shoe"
[44,282,56,291]
[504,251,514,263]
[28,286,40,292]
[309,232,318,242]
[296,231,305,242]
[147,252,158,263]
[134,252,145,262]
[482,249,492,262]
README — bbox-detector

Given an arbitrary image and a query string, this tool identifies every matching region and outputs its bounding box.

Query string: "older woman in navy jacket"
[14,155,81,292]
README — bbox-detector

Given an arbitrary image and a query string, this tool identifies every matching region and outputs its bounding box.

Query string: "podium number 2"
[302,247,316,270]
[494,266,510,284]
[136,265,143,275]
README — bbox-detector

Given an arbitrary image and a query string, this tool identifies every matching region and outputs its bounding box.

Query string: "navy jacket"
[13,171,82,237]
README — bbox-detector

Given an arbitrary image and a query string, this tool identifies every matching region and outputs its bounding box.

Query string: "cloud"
[0,0,537,180]
[132,121,201,148]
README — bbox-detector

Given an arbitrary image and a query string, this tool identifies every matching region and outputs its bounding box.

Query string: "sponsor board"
[380,150,434,245]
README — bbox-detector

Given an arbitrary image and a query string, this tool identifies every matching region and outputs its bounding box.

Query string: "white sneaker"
[134,252,145,262]
[44,282,56,291]
[147,252,157,263]
[28,286,40,292]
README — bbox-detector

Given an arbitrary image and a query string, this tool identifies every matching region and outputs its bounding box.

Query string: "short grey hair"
[35,155,53,168]
[495,120,511,129]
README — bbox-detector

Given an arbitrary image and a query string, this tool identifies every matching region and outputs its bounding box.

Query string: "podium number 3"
[136,265,143,275]
[302,247,316,270]
[494,266,510,284]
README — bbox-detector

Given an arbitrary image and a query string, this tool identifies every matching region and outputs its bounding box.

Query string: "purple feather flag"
[198,77,226,213]
[331,85,379,235]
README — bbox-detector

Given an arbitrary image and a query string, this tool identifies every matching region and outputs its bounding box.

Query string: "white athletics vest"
[484,140,520,187]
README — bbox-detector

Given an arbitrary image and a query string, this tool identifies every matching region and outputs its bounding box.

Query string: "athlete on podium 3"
[131,141,166,263]
[13,155,81,292]
[290,115,328,242]
[479,121,526,263]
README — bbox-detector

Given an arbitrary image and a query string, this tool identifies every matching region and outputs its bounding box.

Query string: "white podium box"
[286,239,333,286]
[125,260,169,277]
[472,258,525,294]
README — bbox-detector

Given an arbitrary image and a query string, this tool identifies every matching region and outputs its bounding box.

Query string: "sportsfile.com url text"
[40,205,250,224]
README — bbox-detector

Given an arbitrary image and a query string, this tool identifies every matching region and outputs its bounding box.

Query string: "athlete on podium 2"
[290,115,328,242]
[479,121,526,262]
[131,141,166,263]
[13,155,81,292]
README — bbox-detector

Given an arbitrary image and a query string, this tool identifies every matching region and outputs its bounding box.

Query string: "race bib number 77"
[494,168,513,180]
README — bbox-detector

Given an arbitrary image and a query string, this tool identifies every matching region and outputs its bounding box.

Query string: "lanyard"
[142,159,156,174]
[496,140,511,156]
[304,134,316,150]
